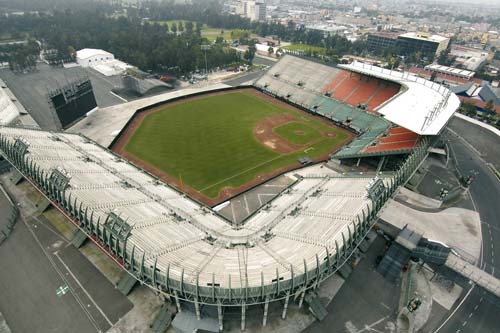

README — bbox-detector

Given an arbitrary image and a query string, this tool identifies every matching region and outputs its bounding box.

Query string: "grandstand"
[0,123,430,328]
[255,55,459,159]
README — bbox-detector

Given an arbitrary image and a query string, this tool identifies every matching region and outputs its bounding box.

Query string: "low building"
[424,64,475,81]
[305,23,348,37]
[76,48,114,67]
[76,48,132,76]
[450,45,489,71]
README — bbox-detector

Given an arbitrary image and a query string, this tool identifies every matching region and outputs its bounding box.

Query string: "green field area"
[273,122,323,145]
[148,20,250,42]
[282,44,328,55]
[124,90,350,199]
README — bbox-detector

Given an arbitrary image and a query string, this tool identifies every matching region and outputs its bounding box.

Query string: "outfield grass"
[273,122,322,145]
[124,91,350,199]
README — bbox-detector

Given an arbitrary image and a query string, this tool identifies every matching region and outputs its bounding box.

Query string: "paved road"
[0,204,132,332]
[223,69,266,87]
[306,236,400,333]
[433,131,500,333]
[253,56,277,67]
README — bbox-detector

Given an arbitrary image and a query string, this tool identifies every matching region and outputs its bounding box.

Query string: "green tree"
[244,42,257,64]
[484,99,495,114]
[185,21,193,35]
[461,101,477,117]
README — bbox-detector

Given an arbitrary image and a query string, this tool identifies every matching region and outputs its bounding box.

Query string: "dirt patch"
[295,130,305,135]
[111,87,354,207]
[253,113,300,153]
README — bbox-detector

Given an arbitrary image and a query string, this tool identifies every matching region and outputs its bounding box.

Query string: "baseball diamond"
[111,88,354,205]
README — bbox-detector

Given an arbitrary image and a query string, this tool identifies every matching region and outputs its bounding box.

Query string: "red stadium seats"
[363,127,420,154]
[322,70,400,112]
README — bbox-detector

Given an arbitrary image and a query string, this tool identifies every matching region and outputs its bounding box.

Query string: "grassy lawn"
[124,91,350,198]
[282,44,328,55]
[201,28,249,42]
[147,20,249,42]
[273,121,323,145]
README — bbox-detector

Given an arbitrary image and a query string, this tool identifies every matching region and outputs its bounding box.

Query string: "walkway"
[445,254,500,298]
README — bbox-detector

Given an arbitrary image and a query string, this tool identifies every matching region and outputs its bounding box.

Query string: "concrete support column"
[282,291,290,319]
[298,290,306,308]
[241,302,246,331]
[262,297,269,327]
[195,297,200,320]
[174,290,181,312]
[218,302,223,331]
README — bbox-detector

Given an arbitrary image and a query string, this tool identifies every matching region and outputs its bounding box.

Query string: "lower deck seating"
[362,127,420,154]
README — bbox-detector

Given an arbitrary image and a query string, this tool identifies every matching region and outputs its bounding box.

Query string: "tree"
[430,72,437,82]
[178,21,184,33]
[171,22,177,34]
[268,46,274,55]
[244,42,257,64]
[185,21,193,35]
[484,99,495,114]
[461,101,477,117]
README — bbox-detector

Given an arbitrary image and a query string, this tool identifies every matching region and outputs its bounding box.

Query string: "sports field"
[116,89,353,203]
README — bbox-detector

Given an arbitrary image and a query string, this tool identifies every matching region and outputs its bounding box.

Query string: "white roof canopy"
[339,62,460,135]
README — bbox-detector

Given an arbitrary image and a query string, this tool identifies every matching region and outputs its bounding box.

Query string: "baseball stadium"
[0,55,459,330]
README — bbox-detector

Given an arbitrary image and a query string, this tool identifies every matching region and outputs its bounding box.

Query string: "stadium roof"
[339,62,460,135]
[0,80,20,125]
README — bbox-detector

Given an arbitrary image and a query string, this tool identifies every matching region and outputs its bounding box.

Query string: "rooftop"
[339,62,460,135]
[76,48,114,60]
[399,32,448,43]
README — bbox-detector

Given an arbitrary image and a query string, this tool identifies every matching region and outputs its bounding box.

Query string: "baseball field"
[113,89,353,204]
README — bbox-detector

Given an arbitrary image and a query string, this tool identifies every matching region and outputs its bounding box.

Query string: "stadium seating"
[363,127,420,154]
[256,56,400,159]
[366,83,400,111]
[322,71,401,112]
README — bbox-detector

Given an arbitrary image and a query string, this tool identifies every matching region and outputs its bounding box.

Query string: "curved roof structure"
[339,61,460,135]
[0,80,20,125]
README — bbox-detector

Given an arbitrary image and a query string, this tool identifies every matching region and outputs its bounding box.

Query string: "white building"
[240,0,266,22]
[76,48,132,76]
[76,48,114,68]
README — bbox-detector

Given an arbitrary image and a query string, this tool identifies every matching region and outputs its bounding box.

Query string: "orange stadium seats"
[363,127,420,154]
[366,84,400,111]
[322,71,400,112]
